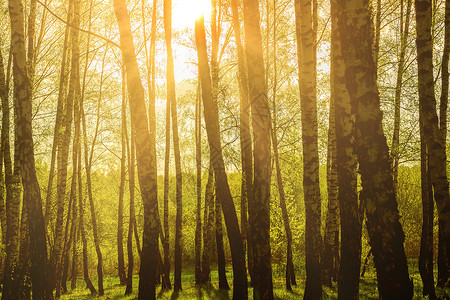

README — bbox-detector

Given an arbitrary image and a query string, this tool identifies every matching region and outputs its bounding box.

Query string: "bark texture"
[338,0,413,298]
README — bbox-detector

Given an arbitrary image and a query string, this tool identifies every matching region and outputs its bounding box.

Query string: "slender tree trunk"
[195,82,203,285]
[60,188,74,294]
[322,73,339,288]
[163,0,183,291]
[44,3,71,230]
[117,63,127,286]
[392,0,412,194]
[70,172,79,291]
[338,0,413,297]
[215,191,230,290]
[0,46,8,249]
[437,0,450,286]
[419,125,435,297]
[270,3,296,288]
[374,0,382,67]
[201,163,215,282]
[230,0,254,285]
[125,109,136,295]
[195,15,248,300]
[113,0,160,298]
[78,1,104,294]
[330,0,361,298]
[17,200,31,300]
[162,61,172,291]
[50,0,77,293]
[0,45,20,300]
[294,0,322,297]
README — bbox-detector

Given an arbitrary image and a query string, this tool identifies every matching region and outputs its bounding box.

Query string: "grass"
[60,264,450,299]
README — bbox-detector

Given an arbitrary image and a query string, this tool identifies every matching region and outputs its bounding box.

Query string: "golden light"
[172,0,211,29]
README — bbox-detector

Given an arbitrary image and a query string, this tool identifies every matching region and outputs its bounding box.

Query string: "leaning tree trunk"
[330,0,361,298]
[416,0,450,292]
[242,0,274,298]
[8,0,50,297]
[195,15,248,300]
[338,0,413,297]
[113,0,160,298]
[294,0,322,298]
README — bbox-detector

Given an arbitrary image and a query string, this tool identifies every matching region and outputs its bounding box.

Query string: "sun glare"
[172,0,211,29]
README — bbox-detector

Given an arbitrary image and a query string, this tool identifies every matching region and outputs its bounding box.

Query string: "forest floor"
[60,262,448,299]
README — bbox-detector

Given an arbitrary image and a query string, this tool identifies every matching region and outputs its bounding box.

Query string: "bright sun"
[172,0,211,29]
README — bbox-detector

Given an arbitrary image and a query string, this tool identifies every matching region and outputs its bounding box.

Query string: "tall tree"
[330,0,361,297]
[49,0,77,292]
[391,0,412,194]
[125,109,136,295]
[437,0,450,286]
[163,0,183,290]
[195,82,203,285]
[230,0,253,283]
[113,0,160,298]
[79,1,104,294]
[195,14,248,300]
[242,0,274,298]
[201,162,215,283]
[8,0,49,297]
[117,62,127,286]
[338,0,413,297]
[294,0,322,297]
[270,0,296,289]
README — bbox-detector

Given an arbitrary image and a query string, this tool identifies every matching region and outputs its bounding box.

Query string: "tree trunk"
[117,62,127,286]
[162,59,172,291]
[125,108,136,295]
[338,0,413,297]
[78,1,104,294]
[60,186,74,294]
[330,0,361,298]
[242,0,274,298]
[437,0,450,286]
[392,0,412,194]
[163,0,183,291]
[201,163,215,282]
[230,0,254,285]
[270,2,296,288]
[8,0,50,297]
[195,82,203,285]
[113,0,160,298]
[17,200,31,300]
[322,70,339,288]
[49,0,77,293]
[215,191,230,290]
[294,0,322,298]
[44,3,71,230]
[195,15,248,300]
[418,127,435,297]
[0,44,20,300]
